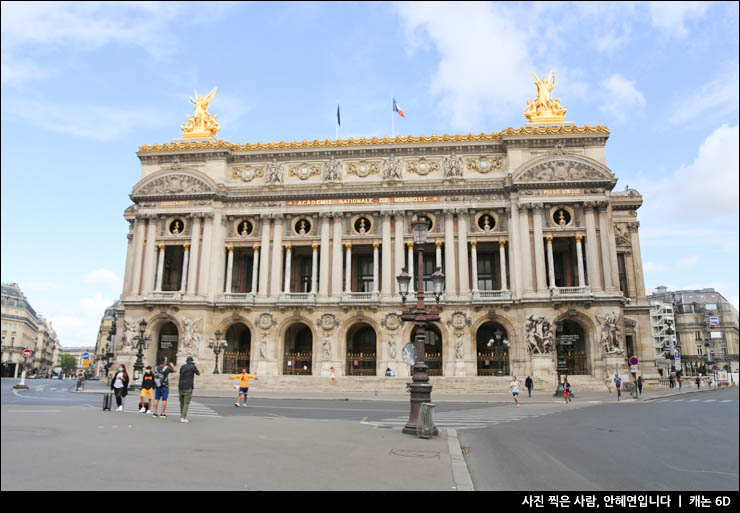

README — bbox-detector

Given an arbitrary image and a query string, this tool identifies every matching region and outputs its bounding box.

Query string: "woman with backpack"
[111,364,129,412]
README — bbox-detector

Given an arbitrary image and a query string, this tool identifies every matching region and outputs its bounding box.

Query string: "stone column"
[584,203,602,291]
[470,240,479,293]
[186,215,201,296]
[344,243,352,293]
[598,204,615,291]
[406,241,414,284]
[258,216,271,297]
[154,244,165,292]
[251,245,260,294]
[606,207,621,291]
[628,222,646,297]
[197,214,213,296]
[141,215,158,294]
[270,215,284,297]
[381,213,392,298]
[319,213,331,298]
[180,244,190,293]
[457,211,470,296]
[509,203,522,297]
[519,206,534,294]
[546,235,556,288]
[444,211,457,297]
[576,235,586,287]
[311,243,319,294]
[533,205,547,292]
[372,242,379,293]
[499,240,508,290]
[283,244,292,293]
[131,216,147,296]
[394,212,405,296]
[331,215,343,296]
[225,246,235,294]
[435,241,443,268]
[207,214,226,301]
[123,225,135,296]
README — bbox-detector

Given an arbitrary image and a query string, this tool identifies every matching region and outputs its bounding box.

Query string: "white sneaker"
[234,402,240,407]
[139,407,146,413]
[116,406,123,412]
[180,418,189,423]
[146,410,153,415]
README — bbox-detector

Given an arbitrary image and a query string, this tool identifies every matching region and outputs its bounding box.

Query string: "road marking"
[7,409,60,413]
[688,399,700,402]
[720,400,732,403]
[704,400,715,402]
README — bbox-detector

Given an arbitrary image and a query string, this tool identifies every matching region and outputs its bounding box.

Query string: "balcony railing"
[551,286,592,298]
[341,291,379,303]
[279,292,316,304]
[148,291,182,302]
[220,293,256,304]
[472,289,512,301]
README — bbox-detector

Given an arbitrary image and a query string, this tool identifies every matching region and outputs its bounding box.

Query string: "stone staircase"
[173,374,608,394]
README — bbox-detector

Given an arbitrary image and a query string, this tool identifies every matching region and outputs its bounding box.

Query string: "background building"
[648,286,739,377]
[93,300,123,378]
[1,282,60,378]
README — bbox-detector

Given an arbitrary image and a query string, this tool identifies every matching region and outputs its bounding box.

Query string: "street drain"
[461,447,472,455]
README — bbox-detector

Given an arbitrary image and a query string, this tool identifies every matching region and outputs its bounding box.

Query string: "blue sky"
[1,1,738,347]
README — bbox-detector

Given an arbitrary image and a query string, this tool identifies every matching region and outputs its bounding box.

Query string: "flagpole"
[336,101,339,140]
[391,96,395,138]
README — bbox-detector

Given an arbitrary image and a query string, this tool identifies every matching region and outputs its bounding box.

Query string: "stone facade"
[114,124,658,387]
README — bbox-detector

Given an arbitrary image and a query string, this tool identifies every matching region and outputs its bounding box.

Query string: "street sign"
[401,343,416,366]
[674,352,681,360]
[710,316,719,326]
[629,356,638,366]
[81,352,90,361]
[22,348,31,358]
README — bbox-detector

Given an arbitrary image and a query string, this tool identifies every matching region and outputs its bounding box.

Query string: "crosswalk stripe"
[120,400,220,417]
[704,400,715,402]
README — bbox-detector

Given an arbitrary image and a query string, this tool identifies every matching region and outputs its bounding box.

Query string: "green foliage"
[61,354,77,373]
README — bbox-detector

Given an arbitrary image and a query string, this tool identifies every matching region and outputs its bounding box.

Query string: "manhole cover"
[390,449,440,459]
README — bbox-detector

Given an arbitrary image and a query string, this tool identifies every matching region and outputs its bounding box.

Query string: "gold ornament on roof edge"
[524,71,567,123]
[181,87,220,139]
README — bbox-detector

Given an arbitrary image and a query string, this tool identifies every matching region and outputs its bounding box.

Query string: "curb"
[447,429,475,491]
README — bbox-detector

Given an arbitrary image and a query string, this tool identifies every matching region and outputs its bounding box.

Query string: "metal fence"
[416,402,436,439]
[346,353,376,376]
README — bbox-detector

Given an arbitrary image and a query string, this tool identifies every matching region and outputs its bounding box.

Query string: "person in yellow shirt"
[229,369,259,407]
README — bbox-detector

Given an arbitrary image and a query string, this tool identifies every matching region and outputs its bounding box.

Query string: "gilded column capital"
[344,243,352,250]
[312,243,319,251]
[227,245,234,253]
[546,235,553,243]
[285,244,292,251]
[372,242,380,250]
[435,241,443,249]
[499,240,507,248]
[253,244,260,251]
[470,240,478,248]
[406,241,414,249]
[184,243,190,250]
[576,235,583,243]
[157,243,165,251]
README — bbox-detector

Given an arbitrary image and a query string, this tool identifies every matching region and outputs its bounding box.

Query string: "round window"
[553,209,572,227]
[169,219,185,235]
[295,218,311,235]
[237,219,253,237]
[354,217,372,234]
[477,213,496,231]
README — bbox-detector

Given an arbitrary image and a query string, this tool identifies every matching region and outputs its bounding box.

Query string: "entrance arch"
[476,322,510,376]
[346,324,377,376]
[283,323,313,375]
[409,325,443,376]
[156,322,179,365]
[555,319,589,375]
[223,323,251,374]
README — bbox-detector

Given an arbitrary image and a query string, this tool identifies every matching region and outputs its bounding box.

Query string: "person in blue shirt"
[614,374,622,401]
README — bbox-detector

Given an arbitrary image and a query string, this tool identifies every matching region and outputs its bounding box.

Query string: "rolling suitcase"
[103,393,112,411]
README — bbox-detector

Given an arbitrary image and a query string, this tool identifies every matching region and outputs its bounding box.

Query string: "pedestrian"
[563,378,572,403]
[707,377,712,389]
[525,376,533,398]
[139,366,155,413]
[678,375,683,390]
[636,375,643,396]
[330,366,337,385]
[669,375,674,389]
[229,369,258,407]
[614,374,622,400]
[695,377,700,389]
[178,356,200,423]
[605,375,613,394]
[151,358,176,419]
[111,364,129,412]
[510,375,521,408]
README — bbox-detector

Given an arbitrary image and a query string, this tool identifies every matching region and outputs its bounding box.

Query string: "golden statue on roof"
[524,71,567,123]
[181,87,220,139]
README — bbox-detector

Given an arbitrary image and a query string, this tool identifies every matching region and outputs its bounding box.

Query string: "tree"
[61,354,77,375]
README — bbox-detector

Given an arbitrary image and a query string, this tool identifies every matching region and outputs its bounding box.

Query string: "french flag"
[393,97,405,118]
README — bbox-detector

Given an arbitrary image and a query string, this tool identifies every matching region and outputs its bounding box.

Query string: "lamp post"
[104,312,117,378]
[397,216,444,436]
[132,319,150,389]
[208,330,228,374]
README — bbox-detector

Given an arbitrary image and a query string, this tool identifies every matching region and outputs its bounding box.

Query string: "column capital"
[381,211,393,219]
[533,203,544,213]
[319,211,332,219]
[627,221,640,230]
[406,241,414,249]
[127,233,134,242]
[435,241,443,249]
[372,242,380,250]
[344,243,352,250]
[312,243,319,250]
[583,201,596,211]
[285,244,292,251]
[576,235,583,243]
[470,240,477,248]
[227,245,234,253]
[157,243,165,251]
[253,244,260,251]
[499,240,506,248]
[597,200,609,211]
[184,243,190,250]
[546,235,553,243]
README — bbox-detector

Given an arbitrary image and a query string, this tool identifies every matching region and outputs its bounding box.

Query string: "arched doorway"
[283,323,313,375]
[409,325,443,376]
[223,323,251,374]
[556,320,589,375]
[346,324,377,376]
[476,322,510,376]
[156,322,179,365]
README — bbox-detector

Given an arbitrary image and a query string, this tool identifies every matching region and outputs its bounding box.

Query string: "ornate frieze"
[136,174,214,196]
[518,159,605,183]
[232,165,264,182]
[289,163,322,180]
[405,157,440,176]
[466,155,504,174]
[347,160,381,178]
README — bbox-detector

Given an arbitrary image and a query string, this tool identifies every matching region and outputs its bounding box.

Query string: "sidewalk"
[75,379,735,403]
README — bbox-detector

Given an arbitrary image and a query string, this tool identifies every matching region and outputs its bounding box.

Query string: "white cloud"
[82,270,122,290]
[600,74,646,123]
[649,2,710,38]
[668,63,740,126]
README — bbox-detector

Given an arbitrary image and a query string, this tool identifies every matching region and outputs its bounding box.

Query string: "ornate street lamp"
[396,216,443,436]
[132,319,150,388]
[208,330,228,374]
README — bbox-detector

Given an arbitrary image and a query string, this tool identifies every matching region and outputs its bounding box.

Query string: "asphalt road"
[458,388,739,491]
